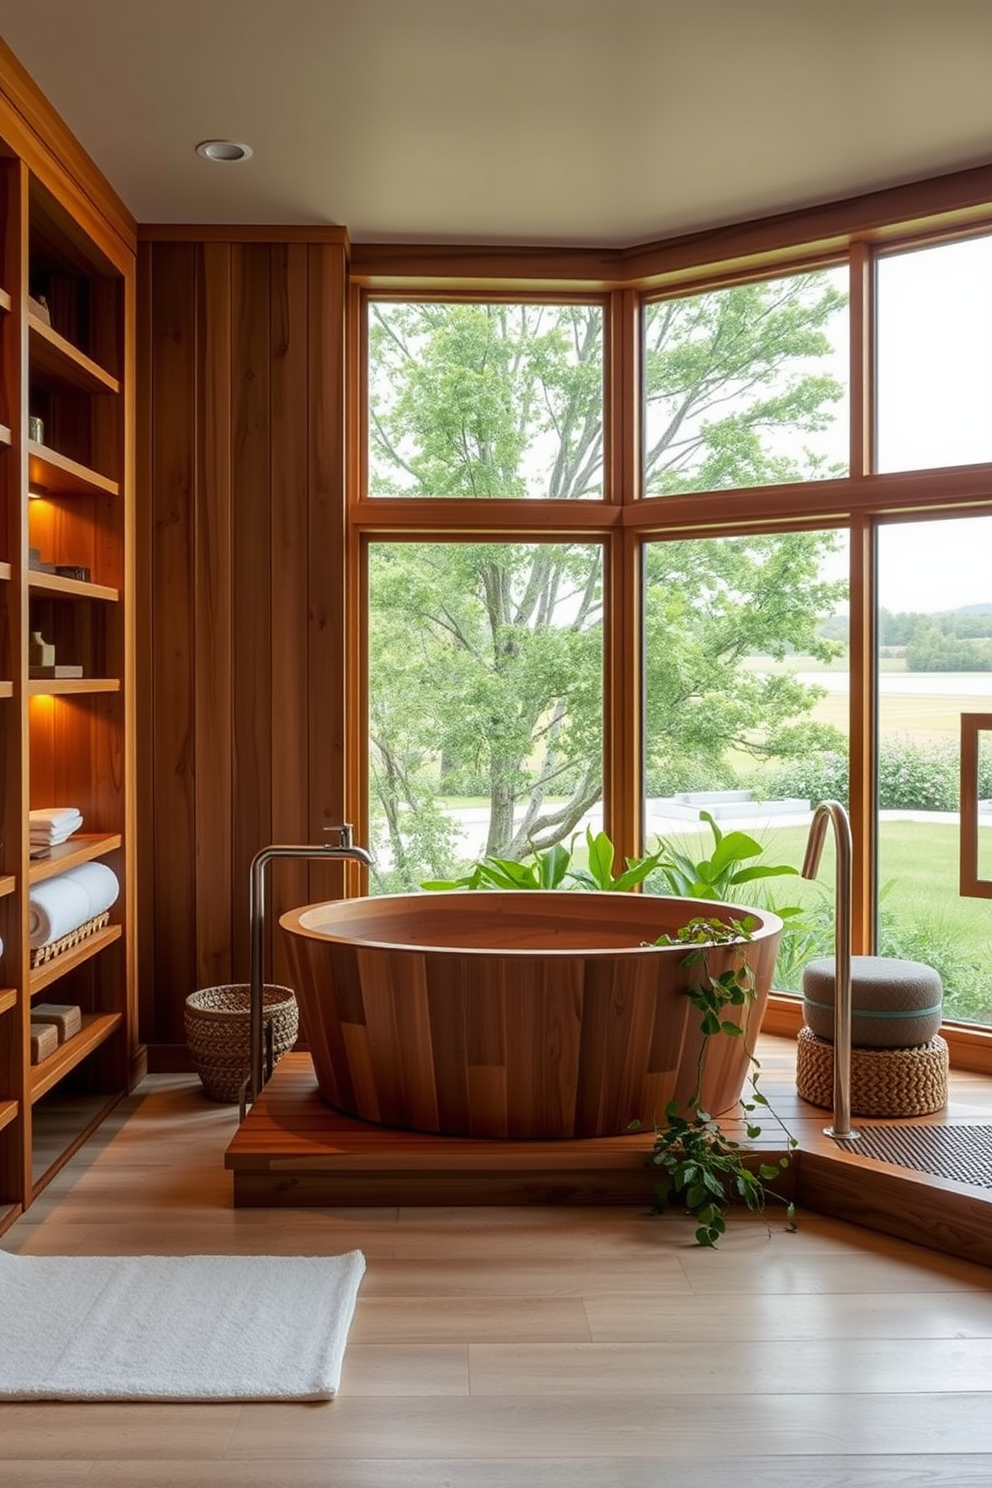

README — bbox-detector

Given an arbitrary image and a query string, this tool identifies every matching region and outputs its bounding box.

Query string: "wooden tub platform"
[224,1050,791,1209]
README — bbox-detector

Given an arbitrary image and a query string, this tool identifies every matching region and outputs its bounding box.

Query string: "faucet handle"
[322,822,354,849]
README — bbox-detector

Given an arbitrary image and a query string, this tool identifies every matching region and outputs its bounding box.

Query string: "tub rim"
[278,889,784,958]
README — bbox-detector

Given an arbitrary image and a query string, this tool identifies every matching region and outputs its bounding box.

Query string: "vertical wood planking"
[147,243,197,1042]
[269,244,310,989]
[139,233,353,1042]
[307,243,350,909]
[134,240,157,1044]
[193,243,234,991]
[230,245,272,981]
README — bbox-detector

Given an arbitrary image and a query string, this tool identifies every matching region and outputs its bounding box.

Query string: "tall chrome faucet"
[801,800,859,1142]
[247,825,373,1108]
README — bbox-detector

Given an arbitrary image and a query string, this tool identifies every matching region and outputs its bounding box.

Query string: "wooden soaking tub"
[278,891,783,1140]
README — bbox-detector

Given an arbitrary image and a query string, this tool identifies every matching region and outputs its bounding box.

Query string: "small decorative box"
[31,1003,82,1043]
[30,1022,59,1064]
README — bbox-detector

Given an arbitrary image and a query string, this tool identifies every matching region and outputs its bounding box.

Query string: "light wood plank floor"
[3,1053,992,1487]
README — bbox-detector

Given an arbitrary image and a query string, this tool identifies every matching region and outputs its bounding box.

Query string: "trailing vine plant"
[640,915,798,1247]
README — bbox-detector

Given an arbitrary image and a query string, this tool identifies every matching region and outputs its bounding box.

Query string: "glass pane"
[642,267,849,496]
[367,541,604,893]
[876,235,992,473]
[876,515,992,1025]
[367,301,604,499]
[642,529,849,991]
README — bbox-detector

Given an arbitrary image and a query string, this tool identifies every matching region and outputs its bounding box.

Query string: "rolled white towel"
[61,862,120,919]
[29,877,93,949]
[28,863,120,949]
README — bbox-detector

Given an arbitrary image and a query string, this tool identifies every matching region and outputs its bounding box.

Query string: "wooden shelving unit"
[28,570,119,602]
[29,832,122,883]
[29,1013,122,1102]
[29,926,123,997]
[0,71,137,1230]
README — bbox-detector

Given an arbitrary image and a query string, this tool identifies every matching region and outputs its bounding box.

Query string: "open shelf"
[29,924,122,997]
[28,677,120,697]
[27,443,119,499]
[29,832,121,884]
[29,1012,122,1102]
[0,67,134,1231]
[31,1088,123,1192]
[29,312,120,395]
[28,569,120,602]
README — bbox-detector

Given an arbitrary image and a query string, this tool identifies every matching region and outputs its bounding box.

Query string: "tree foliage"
[366,280,848,891]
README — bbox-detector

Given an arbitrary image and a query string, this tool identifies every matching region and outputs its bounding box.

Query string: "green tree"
[367,282,847,890]
[643,533,846,795]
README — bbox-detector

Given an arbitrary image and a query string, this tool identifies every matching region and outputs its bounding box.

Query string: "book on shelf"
[29,664,84,679]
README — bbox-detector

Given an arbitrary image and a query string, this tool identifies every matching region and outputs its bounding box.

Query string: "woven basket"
[185,983,298,1103]
[796,1025,948,1117]
[30,910,111,968]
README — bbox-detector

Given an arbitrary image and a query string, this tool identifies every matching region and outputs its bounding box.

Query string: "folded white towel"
[29,863,120,949]
[30,808,83,831]
[30,828,82,847]
[30,810,84,845]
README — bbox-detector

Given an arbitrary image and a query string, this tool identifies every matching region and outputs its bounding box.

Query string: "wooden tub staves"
[279,891,783,1140]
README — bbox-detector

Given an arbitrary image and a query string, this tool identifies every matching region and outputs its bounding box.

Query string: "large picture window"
[367,541,604,893]
[642,267,849,496]
[876,235,992,473]
[367,300,605,500]
[356,216,992,1043]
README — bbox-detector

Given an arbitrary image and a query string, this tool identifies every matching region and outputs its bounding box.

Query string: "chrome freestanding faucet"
[801,800,859,1142]
[246,825,373,1110]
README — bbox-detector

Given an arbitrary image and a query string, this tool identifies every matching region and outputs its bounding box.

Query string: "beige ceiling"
[1,0,991,247]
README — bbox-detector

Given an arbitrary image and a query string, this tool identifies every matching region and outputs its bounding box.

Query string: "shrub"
[878,910,992,1024]
[764,734,992,813]
[763,749,849,807]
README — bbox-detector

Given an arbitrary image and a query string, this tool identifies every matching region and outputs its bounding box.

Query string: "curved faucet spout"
[247,826,373,1108]
[801,800,858,1141]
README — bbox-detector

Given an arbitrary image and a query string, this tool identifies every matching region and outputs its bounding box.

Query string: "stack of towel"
[29,862,119,950]
[30,807,83,850]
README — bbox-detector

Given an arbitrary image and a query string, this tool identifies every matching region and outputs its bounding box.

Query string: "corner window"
[367,300,605,500]
[642,267,849,496]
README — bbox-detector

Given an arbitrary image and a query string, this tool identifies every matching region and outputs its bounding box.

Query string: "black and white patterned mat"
[835,1123,992,1189]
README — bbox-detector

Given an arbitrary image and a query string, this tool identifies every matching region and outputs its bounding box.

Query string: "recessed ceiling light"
[196,140,253,163]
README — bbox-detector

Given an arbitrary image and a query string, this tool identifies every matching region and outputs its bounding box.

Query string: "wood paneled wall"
[136,236,356,1051]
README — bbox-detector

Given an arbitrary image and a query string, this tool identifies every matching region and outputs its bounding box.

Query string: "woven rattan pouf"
[796,1025,949,1116]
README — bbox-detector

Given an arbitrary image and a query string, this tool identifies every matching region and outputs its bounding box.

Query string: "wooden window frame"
[346,174,992,1073]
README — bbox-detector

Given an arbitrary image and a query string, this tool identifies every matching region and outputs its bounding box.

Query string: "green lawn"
[665,818,992,1022]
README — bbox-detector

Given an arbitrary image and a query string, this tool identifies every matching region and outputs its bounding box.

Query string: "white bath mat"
[0,1249,365,1401]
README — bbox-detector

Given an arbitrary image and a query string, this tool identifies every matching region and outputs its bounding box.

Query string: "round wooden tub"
[278,892,783,1140]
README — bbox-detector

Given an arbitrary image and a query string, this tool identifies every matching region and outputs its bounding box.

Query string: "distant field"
[746,654,992,740]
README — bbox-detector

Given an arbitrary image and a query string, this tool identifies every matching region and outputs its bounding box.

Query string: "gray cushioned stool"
[797,955,947,1117]
[802,955,943,1048]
